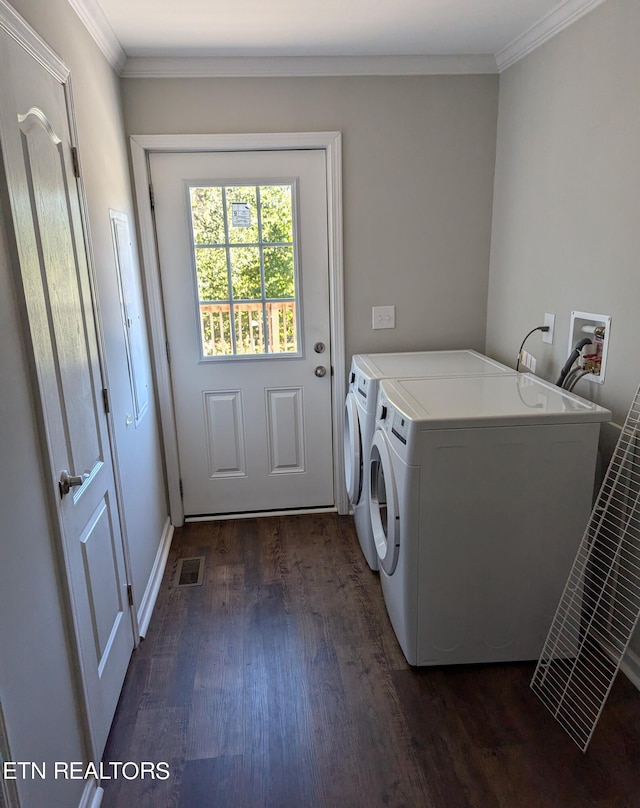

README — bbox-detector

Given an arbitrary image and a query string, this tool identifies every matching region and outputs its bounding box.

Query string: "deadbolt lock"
[314,341,326,354]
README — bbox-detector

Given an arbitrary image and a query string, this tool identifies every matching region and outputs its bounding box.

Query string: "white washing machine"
[344,350,516,570]
[368,373,611,666]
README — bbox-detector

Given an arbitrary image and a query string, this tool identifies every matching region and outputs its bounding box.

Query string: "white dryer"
[344,350,515,570]
[368,373,611,666]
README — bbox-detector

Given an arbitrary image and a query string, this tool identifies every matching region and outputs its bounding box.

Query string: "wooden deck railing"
[200,300,297,356]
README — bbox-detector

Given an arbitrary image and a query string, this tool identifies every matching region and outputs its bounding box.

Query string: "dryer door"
[344,392,363,504]
[369,430,400,575]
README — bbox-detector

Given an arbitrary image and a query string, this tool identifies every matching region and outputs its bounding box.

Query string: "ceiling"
[71,0,605,74]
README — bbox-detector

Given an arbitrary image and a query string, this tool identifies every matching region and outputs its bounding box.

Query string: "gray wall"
[487,0,640,428]
[486,0,640,664]
[0,1,168,804]
[122,74,500,361]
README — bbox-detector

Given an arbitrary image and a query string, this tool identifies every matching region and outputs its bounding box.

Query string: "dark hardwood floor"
[102,514,640,807]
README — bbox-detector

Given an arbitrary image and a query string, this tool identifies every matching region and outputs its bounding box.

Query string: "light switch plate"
[372,305,395,329]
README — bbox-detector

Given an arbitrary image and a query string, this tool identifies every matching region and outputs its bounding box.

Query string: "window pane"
[260,185,293,243]
[235,304,266,354]
[266,301,297,354]
[188,182,299,358]
[229,246,261,300]
[190,187,224,244]
[226,186,259,243]
[201,304,232,356]
[195,247,228,301]
[264,246,294,299]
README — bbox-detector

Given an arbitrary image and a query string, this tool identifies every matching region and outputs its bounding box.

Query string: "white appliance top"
[380,373,612,429]
[352,349,514,380]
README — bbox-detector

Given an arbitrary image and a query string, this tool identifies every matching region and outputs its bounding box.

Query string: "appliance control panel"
[376,393,410,446]
[353,372,368,401]
[391,412,409,445]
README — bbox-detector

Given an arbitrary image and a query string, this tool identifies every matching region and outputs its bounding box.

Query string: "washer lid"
[380,373,612,429]
[353,349,514,380]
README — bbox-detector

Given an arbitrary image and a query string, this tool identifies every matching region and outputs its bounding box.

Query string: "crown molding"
[1,0,69,80]
[121,54,498,79]
[496,0,608,72]
[67,0,126,73]
[69,0,607,79]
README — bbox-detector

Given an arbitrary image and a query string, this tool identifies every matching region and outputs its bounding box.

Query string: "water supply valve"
[568,311,611,384]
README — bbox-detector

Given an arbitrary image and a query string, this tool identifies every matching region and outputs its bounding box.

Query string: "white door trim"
[130,132,346,525]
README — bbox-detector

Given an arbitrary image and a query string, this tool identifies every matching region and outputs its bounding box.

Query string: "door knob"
[314,365,327,378]
[59,469,88,498]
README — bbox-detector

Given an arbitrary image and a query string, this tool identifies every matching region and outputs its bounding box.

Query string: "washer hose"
[556,337,592,387]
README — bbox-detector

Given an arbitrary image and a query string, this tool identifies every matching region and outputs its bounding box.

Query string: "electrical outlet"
[372,305,395,330]
[542,313,555,344]
[521,350,537,373]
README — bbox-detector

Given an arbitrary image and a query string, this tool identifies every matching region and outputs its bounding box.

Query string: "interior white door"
[0,28,134,757]
[150,150,334,516]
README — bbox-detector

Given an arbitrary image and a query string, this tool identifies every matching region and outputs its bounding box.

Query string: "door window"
[344,394,363,504]
[370,445,389,540]
[188,183,300,358]
[369,433,400,575]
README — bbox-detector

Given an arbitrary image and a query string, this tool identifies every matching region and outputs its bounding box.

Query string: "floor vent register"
[172,556,205,588]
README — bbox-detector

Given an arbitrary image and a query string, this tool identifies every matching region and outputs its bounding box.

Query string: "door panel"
[0,29,134,757]
[204,390,247,477]
[150,150,334,516]
[79,498,123,667]
[19,108,103,474]
[266,387,305,472]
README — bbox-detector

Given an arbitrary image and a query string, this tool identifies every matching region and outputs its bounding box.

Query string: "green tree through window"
[189,184,298,356]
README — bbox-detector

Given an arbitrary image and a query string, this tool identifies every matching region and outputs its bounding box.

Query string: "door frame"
[130,132,347,525]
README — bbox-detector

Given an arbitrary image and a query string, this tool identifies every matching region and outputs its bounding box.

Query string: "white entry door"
[0,25,134,757]
[149,150,334,516]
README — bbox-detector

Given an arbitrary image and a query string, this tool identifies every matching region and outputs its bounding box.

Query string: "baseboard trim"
[79,779,103,808]
[620,647,640,692]
[136,517,174,638]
